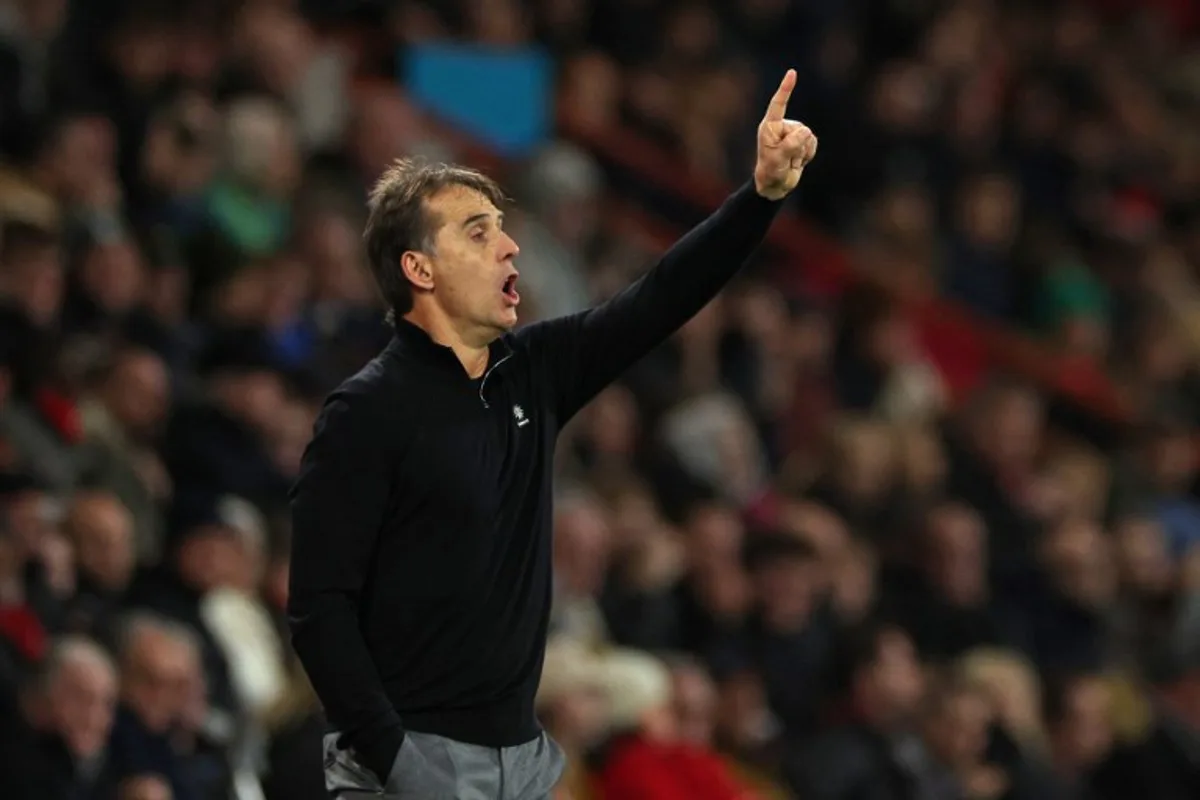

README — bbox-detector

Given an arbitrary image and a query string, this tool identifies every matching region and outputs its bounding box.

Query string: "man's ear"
[400,251,434,292]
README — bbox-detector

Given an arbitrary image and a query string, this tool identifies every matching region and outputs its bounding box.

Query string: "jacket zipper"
[478,353,512,408]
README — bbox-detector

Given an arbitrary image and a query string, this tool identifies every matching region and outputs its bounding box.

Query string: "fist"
[754,69,818,201]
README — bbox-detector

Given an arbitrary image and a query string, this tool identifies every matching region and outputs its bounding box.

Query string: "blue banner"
[402,44,553,158]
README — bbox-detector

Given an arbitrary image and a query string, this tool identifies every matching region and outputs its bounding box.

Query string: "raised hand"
[754,69,818,201]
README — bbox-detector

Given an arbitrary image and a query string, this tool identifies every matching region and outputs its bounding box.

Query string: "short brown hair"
[363,158,507,321]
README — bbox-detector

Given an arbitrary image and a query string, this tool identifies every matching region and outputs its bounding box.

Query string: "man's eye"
[471,229,487,242]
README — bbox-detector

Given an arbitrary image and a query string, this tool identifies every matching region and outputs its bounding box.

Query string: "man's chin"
[497,309,519,330]
[475,310,518,341]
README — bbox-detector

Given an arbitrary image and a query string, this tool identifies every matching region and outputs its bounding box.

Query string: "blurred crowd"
[556,0,1200,419]
[1,1,1200,800]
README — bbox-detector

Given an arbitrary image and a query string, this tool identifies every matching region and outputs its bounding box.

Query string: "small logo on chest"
[513,404,530,427]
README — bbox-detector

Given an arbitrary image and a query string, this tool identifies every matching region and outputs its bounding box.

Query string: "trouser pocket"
[384,732,457,799]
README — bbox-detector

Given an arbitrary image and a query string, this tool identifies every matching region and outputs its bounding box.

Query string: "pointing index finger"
[764,69,797,122]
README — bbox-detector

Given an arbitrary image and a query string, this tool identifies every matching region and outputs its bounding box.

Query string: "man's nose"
[499,231,519,260]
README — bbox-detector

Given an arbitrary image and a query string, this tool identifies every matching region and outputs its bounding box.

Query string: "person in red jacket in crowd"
[594,648,764,800]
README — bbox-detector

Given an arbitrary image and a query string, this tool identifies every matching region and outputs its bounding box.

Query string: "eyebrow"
[462,212,503,229]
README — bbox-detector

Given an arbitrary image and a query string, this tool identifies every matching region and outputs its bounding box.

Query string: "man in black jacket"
[288,69,817,799]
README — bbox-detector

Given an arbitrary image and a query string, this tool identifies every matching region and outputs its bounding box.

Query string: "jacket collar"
[385,318,513,376]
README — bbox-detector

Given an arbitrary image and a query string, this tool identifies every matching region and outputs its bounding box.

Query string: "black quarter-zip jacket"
[286,183,782,780]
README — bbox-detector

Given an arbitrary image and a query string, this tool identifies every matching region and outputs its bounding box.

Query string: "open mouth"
[501,274,520,305]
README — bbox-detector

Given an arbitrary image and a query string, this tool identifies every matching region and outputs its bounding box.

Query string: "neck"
[403,306,491,378]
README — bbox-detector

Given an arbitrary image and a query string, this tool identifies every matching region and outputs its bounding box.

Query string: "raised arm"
[522,69,818,423]
[287,391,404,783]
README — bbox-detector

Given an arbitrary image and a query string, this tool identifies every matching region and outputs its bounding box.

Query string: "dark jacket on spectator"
[163,401,290,516]
[63,573,126,649]
[106,706,196,800]
[881,566,1006,661]
[784,724,955,800]
[995,570,1110,673]
[601,572,742,657]
[735,603,841,738]
[1086,713,1200,800]
[0,692,110,800]
[943,430,1041,570]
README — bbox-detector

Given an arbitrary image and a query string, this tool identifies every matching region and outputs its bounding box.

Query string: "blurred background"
[1,0,1200,798]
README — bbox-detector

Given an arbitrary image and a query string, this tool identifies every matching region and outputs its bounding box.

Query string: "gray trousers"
[323,730,566,800]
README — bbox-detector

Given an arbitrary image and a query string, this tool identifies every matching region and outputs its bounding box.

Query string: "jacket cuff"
[355,726,406,785]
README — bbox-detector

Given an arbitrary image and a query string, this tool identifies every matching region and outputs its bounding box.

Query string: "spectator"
[676,502,751,651]
[958,648,1049,757]
[550,486,614,647]
[62,231,148,339]
[944,171,1023,320]
[809,415,903,545]
[0,223,77,491]
[227,3,352,152]
[710,662,784,787]
[833,289,945,422]
[196,496,286,719]
[62,489,136,643]
[885,501,1004,661]
[537,637,611,800]
[605,500,747,655]
[1111,515,1200,679]
[894,423,948,511]
[1045,673,1118,796]
[1003,517,1117,673]
[200,95,299,260]
[0,0,69,156]
[127,88,220,238]
[162,329,290,514]
[1114,307,1200,423]
[0,472,60,660]
[1035,254,1112,362]
[660,390,770,506]
[0,219,63,329]
[918,676,1003,799]
[557,51,622,133]
[0,635,118,799]
[171,627,233,800]
[595,647,766,800]
[1111,407,1200,558]
[78,345,172,564]
[1038,446,1111,528]
[506,142,601,321]
[946,378,1046,567]
[733,532,839,738]
[784,624,930,800]
[668,653,791,798]
[565,384,643,475]
[106,613,204,800]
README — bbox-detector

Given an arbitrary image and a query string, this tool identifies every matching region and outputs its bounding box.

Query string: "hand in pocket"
[322,734,384,796]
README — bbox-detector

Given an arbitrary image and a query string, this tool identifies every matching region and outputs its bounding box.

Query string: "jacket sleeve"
[520,182,783,424]
[286,392,404,782]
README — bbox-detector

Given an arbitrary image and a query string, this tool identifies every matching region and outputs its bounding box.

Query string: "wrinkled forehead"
[426,184,503,228]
